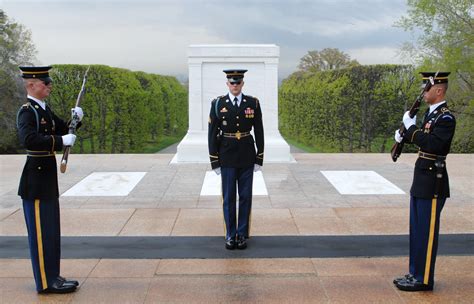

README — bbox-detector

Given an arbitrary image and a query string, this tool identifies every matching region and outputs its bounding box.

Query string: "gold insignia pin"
[220,107,228,113]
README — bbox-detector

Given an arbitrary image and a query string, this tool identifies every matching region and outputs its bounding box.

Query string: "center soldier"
[208,69,264,250]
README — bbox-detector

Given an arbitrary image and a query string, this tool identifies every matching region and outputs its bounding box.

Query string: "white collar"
[429,100,446,115]
[228,92,242,103]
[27,95,46,110]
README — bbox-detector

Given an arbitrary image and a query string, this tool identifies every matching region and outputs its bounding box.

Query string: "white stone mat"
[321,170,405,195]
[62,172,147,196]
[200,171,268,196]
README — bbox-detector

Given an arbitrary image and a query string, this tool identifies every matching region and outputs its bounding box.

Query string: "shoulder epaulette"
[435,107,454,123]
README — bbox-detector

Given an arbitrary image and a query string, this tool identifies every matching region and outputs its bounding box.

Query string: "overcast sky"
[2,0,414,80]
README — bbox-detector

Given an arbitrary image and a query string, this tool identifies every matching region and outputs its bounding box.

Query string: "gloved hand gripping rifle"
[60,66,90,173]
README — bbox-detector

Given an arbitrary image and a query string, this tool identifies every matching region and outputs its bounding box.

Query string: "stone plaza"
[0,153,473,303]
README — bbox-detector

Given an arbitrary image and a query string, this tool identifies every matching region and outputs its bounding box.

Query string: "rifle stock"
[390,72,437,162]
[60,66,90,173]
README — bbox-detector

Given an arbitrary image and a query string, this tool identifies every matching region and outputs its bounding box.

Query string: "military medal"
[244,107,254,118]
[40,118,47,124]
[424,121,431,133]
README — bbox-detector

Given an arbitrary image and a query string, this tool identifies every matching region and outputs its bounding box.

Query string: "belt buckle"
[236,131,241,140]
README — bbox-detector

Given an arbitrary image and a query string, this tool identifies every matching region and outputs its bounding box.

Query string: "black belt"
[27,150,55,157]
[223,131,251,140]
[418,151,446,161]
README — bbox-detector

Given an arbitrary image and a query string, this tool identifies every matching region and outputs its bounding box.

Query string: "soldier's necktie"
[233,97,239,109]
[423,109,429,123]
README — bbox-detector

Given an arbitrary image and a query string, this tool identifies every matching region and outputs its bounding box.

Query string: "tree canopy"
[0,9,37,153]
[397,0,474,151]
[298,48,359,73]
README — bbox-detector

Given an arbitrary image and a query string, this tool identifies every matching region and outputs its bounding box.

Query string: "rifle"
[390,72,437,162]
[60,66,90,173]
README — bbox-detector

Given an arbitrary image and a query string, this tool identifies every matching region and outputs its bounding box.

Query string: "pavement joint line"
[169,208,181,236]
[117,208,138,236]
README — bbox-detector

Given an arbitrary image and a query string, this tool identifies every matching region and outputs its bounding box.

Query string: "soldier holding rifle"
[393,72,456,292]
[16,66,84,294]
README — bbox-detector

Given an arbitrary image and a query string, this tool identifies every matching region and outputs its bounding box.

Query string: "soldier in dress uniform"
[393,72,456,291]
[16,66,83,294]
[208,69,264,250]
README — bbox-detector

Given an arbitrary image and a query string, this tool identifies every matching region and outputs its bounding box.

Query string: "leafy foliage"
[47,65,188,153]
[397,0,474,152]
[279,65,421,153]
[0,9,37,153]
[298,48,359,73]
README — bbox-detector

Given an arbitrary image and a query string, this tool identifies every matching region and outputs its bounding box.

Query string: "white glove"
[214,168,221,175]
[62,134,76,146]
[402,111,416,129]
[394,130,403,143]
[254,164,261,172]
[71,107,84,122]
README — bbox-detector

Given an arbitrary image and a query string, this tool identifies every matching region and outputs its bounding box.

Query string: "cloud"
[3,0,410,78]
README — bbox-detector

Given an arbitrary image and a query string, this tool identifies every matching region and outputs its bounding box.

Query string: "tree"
[0,10,37,153]
[298,48,359,72]
[397,0,474,152]
[0,9,36,71]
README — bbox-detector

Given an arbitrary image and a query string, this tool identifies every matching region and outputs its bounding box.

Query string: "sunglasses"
[41,78,53,86]
[230,81,242,86]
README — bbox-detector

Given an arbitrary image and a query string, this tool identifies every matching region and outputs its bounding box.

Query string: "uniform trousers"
[409,196,446,286]
[221,166,254,240]
[22,198,61,291]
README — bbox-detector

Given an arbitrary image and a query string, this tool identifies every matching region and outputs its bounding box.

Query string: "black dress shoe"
[38,279,77,294]
[236,237,247,250]
[396,278,433,292]
[393,273,414,284]
[225,238,236,250]
[58,275,79,287]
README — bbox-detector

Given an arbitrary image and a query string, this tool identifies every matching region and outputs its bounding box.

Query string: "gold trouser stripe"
[248,205,252,238]
[221,178,226,239]
[424,198,437,284]
[34,199,48,289]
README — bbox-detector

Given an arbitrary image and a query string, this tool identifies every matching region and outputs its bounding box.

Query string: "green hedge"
[46,65,187,153]
[279,65,424,153]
